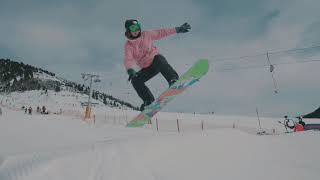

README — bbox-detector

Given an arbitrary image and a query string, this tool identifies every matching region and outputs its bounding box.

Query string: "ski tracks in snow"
[87,141,156,180]
[0,138,156,180]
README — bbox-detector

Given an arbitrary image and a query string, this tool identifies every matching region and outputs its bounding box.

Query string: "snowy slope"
[1,90,105,114]
[33,71,64,84]
[0,97,320,180]
[0,59,136,110]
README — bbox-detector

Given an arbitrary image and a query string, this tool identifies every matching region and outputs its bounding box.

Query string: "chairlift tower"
[81,73,101,119]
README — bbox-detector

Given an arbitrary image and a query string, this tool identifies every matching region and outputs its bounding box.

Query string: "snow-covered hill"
[1,60,320,179]
[0,59,138,110]
[1,90,94,113]
[1,58,320,179]
[1,91,320,180]
[0,106,320,180]
[0,90,137,118]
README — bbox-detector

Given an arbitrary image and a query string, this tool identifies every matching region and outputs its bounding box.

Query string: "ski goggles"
[129,23,141,32]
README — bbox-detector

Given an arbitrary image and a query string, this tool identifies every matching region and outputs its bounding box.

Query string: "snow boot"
[169,78,178,87]
[140,100,153,111]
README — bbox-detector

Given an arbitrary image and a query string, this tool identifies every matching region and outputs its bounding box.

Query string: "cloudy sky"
[1,0,320,117]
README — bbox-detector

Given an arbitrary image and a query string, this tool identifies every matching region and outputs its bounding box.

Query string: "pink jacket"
[124,28,177,70]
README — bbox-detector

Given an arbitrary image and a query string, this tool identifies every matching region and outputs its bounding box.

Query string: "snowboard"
[127,59,209,127]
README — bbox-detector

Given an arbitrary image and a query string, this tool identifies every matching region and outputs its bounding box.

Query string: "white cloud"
[17,23,71,49]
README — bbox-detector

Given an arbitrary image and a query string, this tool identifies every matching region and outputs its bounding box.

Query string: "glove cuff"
[127,69,135,76]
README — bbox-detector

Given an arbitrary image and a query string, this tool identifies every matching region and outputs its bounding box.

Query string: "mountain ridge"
[0,58,138,110]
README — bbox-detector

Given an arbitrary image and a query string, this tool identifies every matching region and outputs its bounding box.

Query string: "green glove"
[127,69,137,81]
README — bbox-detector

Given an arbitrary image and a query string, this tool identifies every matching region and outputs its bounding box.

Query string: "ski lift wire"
[217,59,320,72]
[210,43,320,63]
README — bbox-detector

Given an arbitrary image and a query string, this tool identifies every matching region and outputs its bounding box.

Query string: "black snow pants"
[131,54,179,104]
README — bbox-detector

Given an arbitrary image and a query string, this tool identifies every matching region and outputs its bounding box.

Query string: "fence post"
[201,120,204,131]
[177,119,180,133]
[156,118,159,132]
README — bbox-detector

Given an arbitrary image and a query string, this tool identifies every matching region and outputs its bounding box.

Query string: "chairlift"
[269,64,274,72]
[266,52,279,94]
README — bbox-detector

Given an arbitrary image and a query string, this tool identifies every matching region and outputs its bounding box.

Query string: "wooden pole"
[177,119,180,133]
[156,118,159,132]
[201,120,204,131]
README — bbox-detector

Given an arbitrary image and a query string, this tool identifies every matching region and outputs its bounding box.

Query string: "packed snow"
[0,90,319,180]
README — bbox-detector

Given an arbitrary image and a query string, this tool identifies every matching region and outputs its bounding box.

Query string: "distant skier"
[284,115,304,132]
[284,116,295,129]
[42,106,46,114]
[0,107,2,116]
[297,116,306,126]
[28,106,32,115]
[124,19,191,111]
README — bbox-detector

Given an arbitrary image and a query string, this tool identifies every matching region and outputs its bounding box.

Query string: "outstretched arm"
[147,22,191,40]
[147,28,177,41]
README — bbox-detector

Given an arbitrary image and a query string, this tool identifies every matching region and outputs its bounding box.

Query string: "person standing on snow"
[284,115,305,132]
[28,106,32,115]
[124,19,191,111]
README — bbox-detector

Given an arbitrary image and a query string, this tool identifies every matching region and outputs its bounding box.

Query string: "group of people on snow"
[36,106,49,114]
[283,115,320,132]
[22,106,33,115]
[22,105,49,115]
[283,115,306,132]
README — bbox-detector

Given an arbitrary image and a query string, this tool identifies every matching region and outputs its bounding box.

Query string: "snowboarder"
[124,19,191,111]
